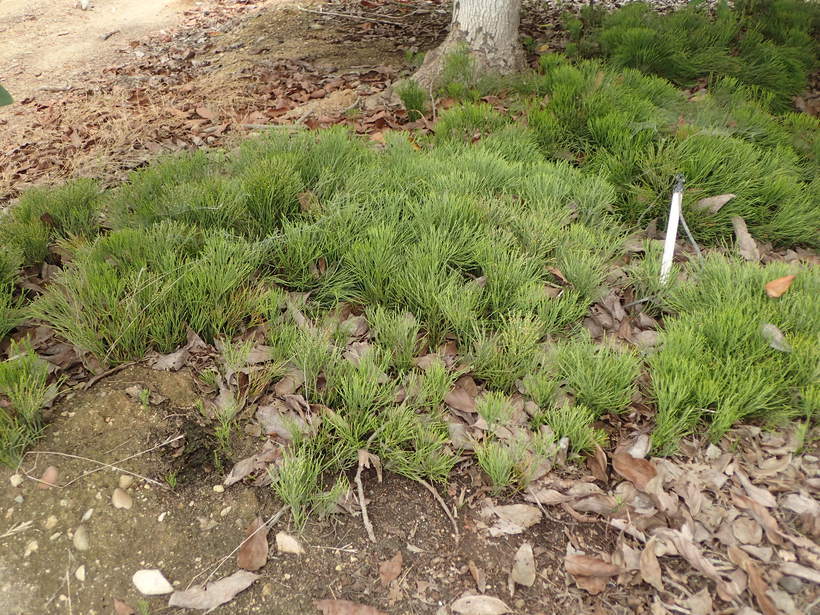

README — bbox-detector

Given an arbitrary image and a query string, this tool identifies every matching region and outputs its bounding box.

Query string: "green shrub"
[650,256,819,453]
[0,179,101,265]
[554,336,640,415]
[435,103,508,144]
[396,80,427,120]
[0,342,57,467]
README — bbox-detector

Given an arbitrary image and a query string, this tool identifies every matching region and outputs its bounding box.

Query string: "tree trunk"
[413,0,524,88]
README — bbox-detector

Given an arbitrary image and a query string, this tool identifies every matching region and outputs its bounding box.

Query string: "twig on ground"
[80,361,137,391]
[354,460,376,542]
[678,212,703,260]
[65,550,73,615]
[189,505,288,589]
[0,520,34,540]
[561,502,598,523]
[21,433,183,489]
[296,7,403,27]
[418,478,459,541]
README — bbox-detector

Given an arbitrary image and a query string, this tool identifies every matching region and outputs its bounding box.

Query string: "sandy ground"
[0,0,197,101]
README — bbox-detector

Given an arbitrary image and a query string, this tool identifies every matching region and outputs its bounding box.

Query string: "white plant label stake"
[660,176,685,285]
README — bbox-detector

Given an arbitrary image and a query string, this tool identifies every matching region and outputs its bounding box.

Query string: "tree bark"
[413,0,524,88]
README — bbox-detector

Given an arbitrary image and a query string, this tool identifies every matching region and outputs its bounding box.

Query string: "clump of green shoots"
[0,341,58,467]
[396,80,428,121]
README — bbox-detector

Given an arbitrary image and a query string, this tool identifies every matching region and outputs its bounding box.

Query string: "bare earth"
[0,0,199,100]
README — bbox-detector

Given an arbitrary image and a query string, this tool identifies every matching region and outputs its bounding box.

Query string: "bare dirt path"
[0,0,199,101]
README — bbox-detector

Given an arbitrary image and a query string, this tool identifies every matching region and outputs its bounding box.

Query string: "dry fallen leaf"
[379,551,403,586]
[587,445,608,482]
[167,570,258,610]
[780,562,820,584]
[640,537,664,592]
[731,216,760,262]
[732,516,763,545]
[275,531,305,555]
[468,559,487,593]
[764,275,796,298]
[565,554,621,578]
[525,488,572,506]
[761,323,792,353]
[314,599,386,615]
[694,193,735,213]
[612,451,656,490]
[237,517,268,571]
[444,386,476,413]
[729,546,779,615]
[685,588,713,615]
[488,504,542,536]
[451,595,511,615]
[113,599,136,615]
[510,542,536,588]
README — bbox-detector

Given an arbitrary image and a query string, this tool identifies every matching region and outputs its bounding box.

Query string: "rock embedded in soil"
[9,474,23,487]
[38,466,59,488]
[132,569,174,595]
[118,475,134,489]
[778,575,803,594]
[73,525,90,551]
[75,565,86,582]
[112,488,133,510]
[44,515,58,530]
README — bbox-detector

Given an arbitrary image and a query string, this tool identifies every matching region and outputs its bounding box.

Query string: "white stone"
[14,495,23,504]
[157,512,167,522]
[212,484,224,493]
[44,515,58,530]
[74,565,86,582]
[132,569,173,595]
[81,508,94,522]
[73,525,90,551]
[24,540,38,557]
[118,475,134,490]
[9,474,23,487]
[112,488,133,510]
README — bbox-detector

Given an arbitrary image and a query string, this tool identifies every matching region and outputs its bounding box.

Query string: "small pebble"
[81,508,94,522]
[220,506,232,517]
[212,484,224,493]
[14,496,23,504]
[9,474,23,488]
[132,569,173,595]
[112,488,133,510]
[778,575,803,594]
[158,512,167,522]
[74,565,86,582]
[44,515,58,530]
[118,475,134,490]
[73,525,90,551]
[24,540,38,557]
[38,466,59,489]
[50,532,62,541]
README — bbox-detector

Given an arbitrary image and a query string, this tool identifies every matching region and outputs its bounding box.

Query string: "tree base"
[411,32,526,91]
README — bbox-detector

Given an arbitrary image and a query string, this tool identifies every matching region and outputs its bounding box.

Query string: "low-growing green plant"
[435,103,508,144]
[470,313,542,391]
[650,255,818,453]
[476,391,514,427]
[0,342,58,467]
[396,80,427,120]
[0,284,25,342]
[534,404,608,454]
[522,371,560,407]
[367,305,421,372]
[0,179,101,266]
[554,336,640,415]
[475,438,519,492]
